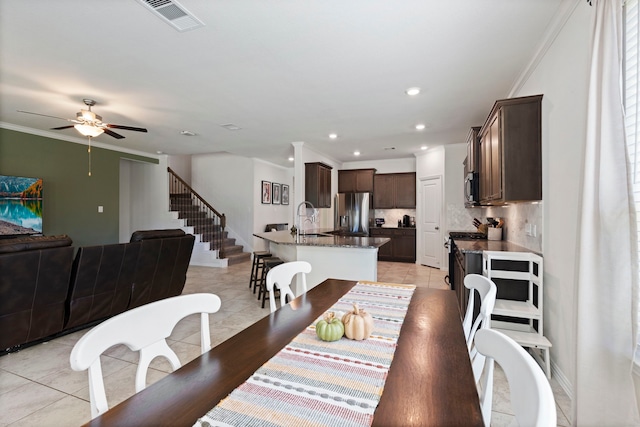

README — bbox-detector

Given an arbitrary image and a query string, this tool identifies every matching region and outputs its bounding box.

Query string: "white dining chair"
[462,274,497,342]
[69,293,222,419]
[462,273,497,425]
[265,261,312,313]
[474,328,557,427]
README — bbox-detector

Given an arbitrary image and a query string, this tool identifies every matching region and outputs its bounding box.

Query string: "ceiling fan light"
[78,109,97,121]
[74,124,104,137]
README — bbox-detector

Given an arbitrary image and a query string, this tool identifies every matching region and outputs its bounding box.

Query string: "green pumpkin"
[315,312,345,342]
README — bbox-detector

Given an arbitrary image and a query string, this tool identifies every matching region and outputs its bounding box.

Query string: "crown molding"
[0,122,160,160]
[509,0,582,97]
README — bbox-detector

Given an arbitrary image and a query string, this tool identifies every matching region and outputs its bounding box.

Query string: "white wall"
[123,155,180,238]
[168,155,192,184]
[508,2,592,396]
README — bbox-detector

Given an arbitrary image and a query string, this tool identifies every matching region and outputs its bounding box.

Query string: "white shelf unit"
[482,250,552,378]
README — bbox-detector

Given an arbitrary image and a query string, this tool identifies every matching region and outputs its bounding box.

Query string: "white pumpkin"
[342,303,374,340]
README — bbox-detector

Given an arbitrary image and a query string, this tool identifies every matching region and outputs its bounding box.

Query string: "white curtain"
[574,0,640,425]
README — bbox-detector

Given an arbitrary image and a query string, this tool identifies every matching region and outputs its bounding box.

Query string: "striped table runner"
[195,281,416,427]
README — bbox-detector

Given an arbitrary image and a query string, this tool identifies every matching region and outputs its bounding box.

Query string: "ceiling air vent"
[136,0,204,32]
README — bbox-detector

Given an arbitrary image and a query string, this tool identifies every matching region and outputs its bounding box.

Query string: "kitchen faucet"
[296,201,317,236]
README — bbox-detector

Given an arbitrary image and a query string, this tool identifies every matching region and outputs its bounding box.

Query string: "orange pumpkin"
[342,303,374,340]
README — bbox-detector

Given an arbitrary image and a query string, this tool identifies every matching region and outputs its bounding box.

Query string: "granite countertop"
[254,229,390,249]
[453,238,537,254]
[371,226,416,230]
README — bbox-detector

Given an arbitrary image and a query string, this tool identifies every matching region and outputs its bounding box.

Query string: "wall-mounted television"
[0,175,43,237]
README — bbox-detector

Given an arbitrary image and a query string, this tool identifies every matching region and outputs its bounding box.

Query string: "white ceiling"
[0,0,569,167]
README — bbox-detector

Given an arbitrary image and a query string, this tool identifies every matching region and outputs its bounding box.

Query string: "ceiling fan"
[17,98,148,139]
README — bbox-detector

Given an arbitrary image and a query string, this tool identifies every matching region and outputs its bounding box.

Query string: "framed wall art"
[281,184,289,205]
[261,181,271,204]
[272,183,281,205]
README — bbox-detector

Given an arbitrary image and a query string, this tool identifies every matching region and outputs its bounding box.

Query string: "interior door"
[420,177,442,268]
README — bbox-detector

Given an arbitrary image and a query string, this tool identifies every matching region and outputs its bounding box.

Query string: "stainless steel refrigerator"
[334,193,373,236]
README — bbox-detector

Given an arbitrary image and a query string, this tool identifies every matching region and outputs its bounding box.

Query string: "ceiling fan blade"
[103,128,125,139]
[106,124,148,133]
[17,110,74,122]
[51,125,75,130]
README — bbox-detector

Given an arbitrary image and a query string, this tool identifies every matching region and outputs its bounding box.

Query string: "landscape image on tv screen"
[0,175,43,236]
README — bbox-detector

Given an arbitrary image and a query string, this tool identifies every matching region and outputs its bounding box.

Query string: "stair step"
[201,233,229,243]
[169,188,245,265]
[170,193,191,199]
[171,205,201,212]
[226,252,251,266]
[223,244,243,255]
[194,223,224,230]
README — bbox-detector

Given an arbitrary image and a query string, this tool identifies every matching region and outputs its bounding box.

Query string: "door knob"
[435,226,439,230]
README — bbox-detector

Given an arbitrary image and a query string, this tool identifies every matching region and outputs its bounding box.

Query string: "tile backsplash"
[374,209,417,227]
[485,202,542,253]
[447,202,542,253]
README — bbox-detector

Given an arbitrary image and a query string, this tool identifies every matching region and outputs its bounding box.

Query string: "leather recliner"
[65,229,195,329]
[64,242,141,330]
[128,229,195,308]
[0,235,74,351]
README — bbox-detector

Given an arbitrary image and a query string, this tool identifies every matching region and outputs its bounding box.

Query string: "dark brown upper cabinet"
[465,126,481,175]
[338,169,375,193]
[478,94,543,205]
[373,172,416,209]
[305,162,333,208]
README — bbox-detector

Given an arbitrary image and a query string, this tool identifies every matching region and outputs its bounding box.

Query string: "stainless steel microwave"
[465,172,480,207]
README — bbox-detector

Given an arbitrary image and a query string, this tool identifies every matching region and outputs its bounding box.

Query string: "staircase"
[168,168,251,266]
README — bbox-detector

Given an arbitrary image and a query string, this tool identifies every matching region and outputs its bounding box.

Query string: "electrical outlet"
[525,223,532,236]
[532,224,537,237]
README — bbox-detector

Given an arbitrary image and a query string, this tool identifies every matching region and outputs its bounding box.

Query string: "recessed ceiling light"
[415,124,426,131]
[406,87,421,96]
[329,133,338,139]
[421,146,427,150]
[354,151,360,156]
[220,123,242,131]
[288,157,294,162]
[180,130,196,136]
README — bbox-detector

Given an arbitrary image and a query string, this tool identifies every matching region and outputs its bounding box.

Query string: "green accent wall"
[0,128,158,247]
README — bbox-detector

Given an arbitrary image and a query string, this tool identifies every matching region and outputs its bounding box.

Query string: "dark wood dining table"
[84,279,483,427]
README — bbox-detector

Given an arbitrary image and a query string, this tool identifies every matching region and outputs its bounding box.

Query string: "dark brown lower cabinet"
[371,228,416,263]
[449,241,482,315]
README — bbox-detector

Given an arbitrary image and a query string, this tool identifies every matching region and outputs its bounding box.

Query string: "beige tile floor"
[0,261,571,426]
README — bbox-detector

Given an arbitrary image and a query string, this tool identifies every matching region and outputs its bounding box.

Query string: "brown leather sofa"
[0,229,195,353]
[0,235,74,351]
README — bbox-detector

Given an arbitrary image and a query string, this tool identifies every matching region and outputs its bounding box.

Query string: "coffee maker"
[403,215,410,227]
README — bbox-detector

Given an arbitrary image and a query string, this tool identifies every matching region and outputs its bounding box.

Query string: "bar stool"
[258,258,284,308]
[249,251,272,294]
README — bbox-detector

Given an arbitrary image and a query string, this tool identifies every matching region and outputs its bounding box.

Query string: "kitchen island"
[254,229,390,294]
